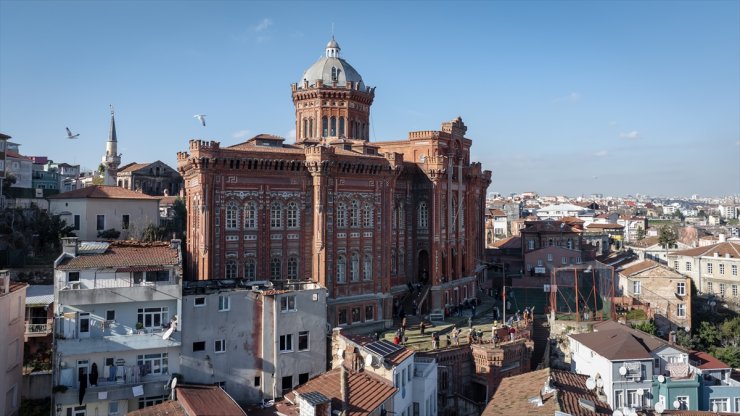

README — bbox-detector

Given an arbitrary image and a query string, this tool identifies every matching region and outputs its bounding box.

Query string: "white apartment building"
[0,272,27,416]
[668,239,740,306]
[53,238,182,416]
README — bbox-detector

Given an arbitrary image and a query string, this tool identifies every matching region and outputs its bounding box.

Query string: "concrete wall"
[50,198,159,240]
[21,371,52,400]
[0,283,26,416]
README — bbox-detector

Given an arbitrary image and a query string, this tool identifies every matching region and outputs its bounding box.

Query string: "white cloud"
[287,129,296,140]
[252,18,273,32]
[232,129,251,139]
[553,92,581,103]
[594,150,608,157]
[619,131,641,140]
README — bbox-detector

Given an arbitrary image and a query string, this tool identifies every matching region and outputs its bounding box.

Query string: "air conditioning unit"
[69,282,81,290]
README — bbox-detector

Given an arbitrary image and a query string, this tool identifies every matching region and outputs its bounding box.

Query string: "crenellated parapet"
[423,154,447,183]
[408,130,441,140]
[441,117,467,140]
[189,139,221,151]
[384,152,405,177]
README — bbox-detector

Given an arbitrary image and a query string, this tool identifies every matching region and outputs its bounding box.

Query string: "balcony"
[57,327,181,356]
[25,321,53,337]
[57,274,180,305]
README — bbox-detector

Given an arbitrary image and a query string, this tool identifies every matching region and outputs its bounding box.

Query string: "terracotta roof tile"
[586,223,624,229]
[127,401,186,416]
[570,329,653,360]
[48,185,159,200]
[689,350,730,370]
[629,236,660,248]
[672,242,740,259]
[483,368,611,416]
[176,385,246,415]
[488,208,507,216]
[521,220,579,234]
[293,367,396,416]
[57,241,179,270]
[620,260,659,276]
[491,236,521,249]
[1,282,27,297]
[118,162,151,173]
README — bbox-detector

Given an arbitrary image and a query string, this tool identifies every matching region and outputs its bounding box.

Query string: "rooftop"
[482,368,611,416]
[127,384,246,416]
[672,241,740,259]
[48,185,160,200]
[293,367,396,416]
[25,284,54,306]
[57,241,180,271]
[689,350,730,370]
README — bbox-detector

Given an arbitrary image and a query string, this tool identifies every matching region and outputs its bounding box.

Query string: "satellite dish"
[162,326,175,340]
[657,375,665,383]
[171,377,178,390]
[636,389,644,397]
[685,326,690,332]
[619,366,627,376]
[654,402,665,414]
[712,403,718,412]
[586,378,596,390]
[613,410,623,416]
[673,400,680,409]
[364,354,374,368]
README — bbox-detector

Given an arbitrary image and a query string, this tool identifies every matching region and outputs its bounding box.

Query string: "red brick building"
[177,39,491,329]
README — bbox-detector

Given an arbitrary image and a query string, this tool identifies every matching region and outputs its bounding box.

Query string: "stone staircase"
[531,317,550,370]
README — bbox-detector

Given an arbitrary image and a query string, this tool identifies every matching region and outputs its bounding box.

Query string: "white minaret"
[102,106,121,186]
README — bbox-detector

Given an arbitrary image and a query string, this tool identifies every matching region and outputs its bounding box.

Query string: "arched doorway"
[418,250,429,284]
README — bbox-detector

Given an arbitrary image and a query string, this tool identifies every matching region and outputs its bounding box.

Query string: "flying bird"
[194,114,207,126]
[65,127,80,139]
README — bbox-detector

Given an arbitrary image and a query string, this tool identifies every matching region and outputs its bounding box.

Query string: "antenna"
[331,23,335,38]
[110,104,115,116]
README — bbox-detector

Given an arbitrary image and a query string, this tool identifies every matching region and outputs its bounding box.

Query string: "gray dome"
[299,38,365,90]
[300,57,365,90]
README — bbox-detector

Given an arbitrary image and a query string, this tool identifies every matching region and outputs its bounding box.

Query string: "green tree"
[672,209,685,222]
[636,227,647,241]
[632,320,657,335]
[658,225,678,249]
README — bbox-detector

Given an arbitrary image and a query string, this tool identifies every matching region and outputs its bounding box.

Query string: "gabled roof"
[570,328,653,360]
[293,367,396,416]
[482,368,611,416]
[521,220,578,234]
[689,350,730,370]
[488,208,507,217]
[25,285,54,306]
[586,223,624,230]
[491,236,522,250]
[127,384,246,416]
[48,185,159,200]
[56,241,179,270]
[672,242,740,259]
[620,260,659,277]
[591,320,685,353]
[629,236,660,248]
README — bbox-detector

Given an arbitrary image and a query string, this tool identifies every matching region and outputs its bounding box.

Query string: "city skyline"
[1,1,738,197]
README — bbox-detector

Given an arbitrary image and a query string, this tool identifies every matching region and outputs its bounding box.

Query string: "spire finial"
[110,104,115,116]
[331,23,335,38]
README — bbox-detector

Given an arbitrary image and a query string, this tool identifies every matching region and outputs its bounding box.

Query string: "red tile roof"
[48,185,159,200]
[293,367,396,416]
[629,236,660,248]
[521,220,579,234]
[127,400,186,416]
[118,162,151,173]
[689,350,730,370]
[483,368,611,416]
[620,260,659,276]
[488,208,507,217]
[1,282,28,297]
[570,329,653,360]
[586,223,624,230]
[491,236,521,249]
[672,242,740,259]
[176,385,246,416]
[57,241,179,270]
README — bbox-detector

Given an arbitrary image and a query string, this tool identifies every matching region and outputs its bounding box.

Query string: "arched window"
[309,118,314,138]
[287,202,299,228]
[225,260,237,279]
[330,117,337,136]
[244,258,256,280]
[117,180,122,187]
[270,202,282,228]
[336,202,347,228]
[322,116,328,137]
[244,201,257,229]
[339,117,345,136]
[418,201,429,229]
[363,204,373,228]
[364,254,372,280]
[350,200,360,227]
[270,257,281,280]
[302,118,308,139]
[287,257,298,280]
[350,252,360,281]
[226,202,238,229]
[337,255,346,283]
[331,66,337,81]
[391,249,397,274]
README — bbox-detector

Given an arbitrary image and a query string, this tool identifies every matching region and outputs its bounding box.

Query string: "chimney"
[340,365,349,416]
[719,234,726,243]
[62,237,79,257]
[669,331,676,345]
[170,239,181,250]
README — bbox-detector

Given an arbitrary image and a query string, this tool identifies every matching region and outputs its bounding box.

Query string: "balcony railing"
[57,275,178,291]
[25,322,52,336]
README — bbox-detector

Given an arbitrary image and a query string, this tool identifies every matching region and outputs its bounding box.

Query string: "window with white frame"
[244,258,256,280]
[137,307,169,329]
[561,256,567,265]
[676,282,686,296]
[537,259,543,267]
[674,260,679,270]
[271,257,281,279]
[719,264,725,275]
[676,396,688,410]
[632,280,641,295]
[336,203,347,228]
[287,257,298,279]
[732,264,738,276]
[287,202,299,228]
[281,295,296,312]
[707,263,713,273]
[707,281,714,293]
[363,204,373,227]
[194,297,206,307]
[337,255,346,283]
[243,201,257,229]
[614,390,624,408]
[576,257,582,264]
[547,253,553,262]
[298,331,309,351]
[139,396,166,409]
[218,295,230,311]
[418,201,428,229]
[270,202,282,228]
[709,398,728,412]
[351,252,360,281]
[732,284,738,298]
[215,339,226,353]
[350,200,360,227]
[68,405,87,415]
[226,202,238,229]
[363,254,372,280]
[279,334,293,352]
[225,260,237,279]
[720,283,726,297]
[527,239,535,250]
[677,303,686,317]
[627,390,638,408]
[137,352,168,374]
[685,262,692,272]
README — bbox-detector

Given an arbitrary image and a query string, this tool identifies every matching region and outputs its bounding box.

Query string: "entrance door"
[417,250,429,283]
[78,313,90,338]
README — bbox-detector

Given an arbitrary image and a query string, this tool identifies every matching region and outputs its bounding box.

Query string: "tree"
[636,227,647,241]
[658,225,678,249]
[672,209,685,222]
[97,228,121,239]
[632,320,657,335]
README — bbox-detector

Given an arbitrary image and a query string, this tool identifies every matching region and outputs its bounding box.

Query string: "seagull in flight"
[194,114,207,126]
[65,127,80,139]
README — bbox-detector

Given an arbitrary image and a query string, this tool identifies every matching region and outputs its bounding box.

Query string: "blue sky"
[1,1,738,197]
